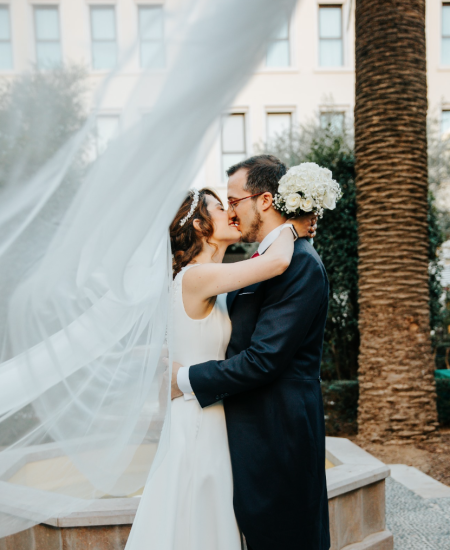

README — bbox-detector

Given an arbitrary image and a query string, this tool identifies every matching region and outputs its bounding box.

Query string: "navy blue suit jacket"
[189,238,330,550]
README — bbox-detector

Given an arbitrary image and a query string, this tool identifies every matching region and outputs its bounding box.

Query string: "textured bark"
[355,0,439,442]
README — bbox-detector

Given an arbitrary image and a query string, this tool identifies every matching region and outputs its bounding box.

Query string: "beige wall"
[202,0,356,197]
[1,0,449,200]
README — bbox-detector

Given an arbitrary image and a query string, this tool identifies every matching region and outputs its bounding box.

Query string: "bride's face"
[204,194,241,245]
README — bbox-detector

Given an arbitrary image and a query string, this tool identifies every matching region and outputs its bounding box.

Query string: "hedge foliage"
[261,124,446,380]
[304,135,359,381]
[261,128,359,379]
[0,66,89,190]
[321,380,359,435]
[436,379,450,427]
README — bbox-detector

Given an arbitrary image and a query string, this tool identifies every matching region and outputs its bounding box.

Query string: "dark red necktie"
[251,251,260,259]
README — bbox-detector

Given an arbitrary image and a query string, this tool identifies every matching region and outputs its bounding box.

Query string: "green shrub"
[261,127,359,379]
[260,122,447,379]
[436,379,450,427]
[305,135,359,381]
[321,380,359,436]
[0,65,89,190]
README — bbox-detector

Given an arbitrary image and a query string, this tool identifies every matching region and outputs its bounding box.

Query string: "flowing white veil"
[0,0,297,538]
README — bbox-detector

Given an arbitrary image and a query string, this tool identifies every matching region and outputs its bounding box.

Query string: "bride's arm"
[183,226,296,299]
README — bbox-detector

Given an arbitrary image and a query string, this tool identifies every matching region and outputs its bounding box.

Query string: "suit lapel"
[226,242,265,314]
[227,282,261,315]
[227,290,240,313]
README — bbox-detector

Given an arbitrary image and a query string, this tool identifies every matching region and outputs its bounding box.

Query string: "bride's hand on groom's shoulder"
[290,215,317,239]
[171,361,184,400]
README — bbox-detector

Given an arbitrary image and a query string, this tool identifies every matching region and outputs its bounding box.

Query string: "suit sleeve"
[189,249,328,408]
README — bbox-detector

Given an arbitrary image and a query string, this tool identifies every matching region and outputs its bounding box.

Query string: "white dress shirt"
[177,223,295,397]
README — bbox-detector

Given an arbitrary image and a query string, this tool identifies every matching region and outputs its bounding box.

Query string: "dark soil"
[350,428,450,487]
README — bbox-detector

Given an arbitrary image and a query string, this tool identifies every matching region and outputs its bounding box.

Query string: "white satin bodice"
[125,264,241,550]
[172,265,232,367]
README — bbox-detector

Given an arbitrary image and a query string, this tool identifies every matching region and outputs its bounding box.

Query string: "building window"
[34,6,62,68]
[266,16,290,67]
[319,5,343,67]
[320,111,345,132]
[96,115,119,155]
[221,114,246,178]
[139,5,164,69]
[443,4,450,65]
[442,110,450,137]
[0,5,12,70]
[267,112,292,141]
[90,6,117,70]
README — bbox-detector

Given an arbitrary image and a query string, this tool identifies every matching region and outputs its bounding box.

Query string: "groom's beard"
[240,210,262,243]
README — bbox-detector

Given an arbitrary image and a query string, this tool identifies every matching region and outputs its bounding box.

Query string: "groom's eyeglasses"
[227,192,264,211]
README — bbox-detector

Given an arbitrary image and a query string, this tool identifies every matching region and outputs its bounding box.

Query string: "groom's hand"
[290,215,317,238]
[308,216,318,238]
[171,361,184,400]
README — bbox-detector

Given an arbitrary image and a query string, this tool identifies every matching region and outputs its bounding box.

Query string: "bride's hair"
[170,188,222,278]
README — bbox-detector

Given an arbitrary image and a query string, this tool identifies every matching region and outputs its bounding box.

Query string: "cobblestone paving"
[386,477,450,550]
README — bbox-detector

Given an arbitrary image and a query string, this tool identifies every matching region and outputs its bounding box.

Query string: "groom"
[172,154,330,550]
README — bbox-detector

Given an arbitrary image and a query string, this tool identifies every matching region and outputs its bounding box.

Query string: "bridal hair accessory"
[273,162,342,218]
[179,189,200,226]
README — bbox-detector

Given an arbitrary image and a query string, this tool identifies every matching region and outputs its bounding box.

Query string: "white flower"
[323,189,337,210]
[278,181,295,195]
[285,193,302,212]
[273,162,342,217]
[300,198,314,212]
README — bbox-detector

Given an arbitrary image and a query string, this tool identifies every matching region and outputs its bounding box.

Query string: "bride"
[124,188,315,550]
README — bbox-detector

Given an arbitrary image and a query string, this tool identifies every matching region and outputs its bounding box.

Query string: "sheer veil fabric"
[0,0,297,538]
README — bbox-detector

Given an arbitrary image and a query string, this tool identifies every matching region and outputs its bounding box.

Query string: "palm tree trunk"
[355,0,439,443]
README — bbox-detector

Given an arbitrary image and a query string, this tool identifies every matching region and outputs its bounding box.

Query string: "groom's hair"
[227,155,287,197]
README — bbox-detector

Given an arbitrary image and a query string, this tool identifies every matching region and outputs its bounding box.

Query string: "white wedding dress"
[125,264,242,550]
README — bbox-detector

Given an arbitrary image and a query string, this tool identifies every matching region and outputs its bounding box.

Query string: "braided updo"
[170,188,222,278]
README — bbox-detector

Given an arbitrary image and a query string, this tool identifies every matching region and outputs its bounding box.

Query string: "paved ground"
[386,476,450,550]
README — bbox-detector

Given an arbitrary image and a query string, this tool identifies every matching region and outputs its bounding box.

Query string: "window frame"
[318,4,344,68]
[442,3,450,66]
[138,4,165,69]
[220,112,247,181]
[33,5,62,69]
[265,14,291,68]
[442,110,450,137]
[320,110,346,132]
[90,5,118,71]
[0,4,13,71]
[95,113,120,157]
[266,111,293,142]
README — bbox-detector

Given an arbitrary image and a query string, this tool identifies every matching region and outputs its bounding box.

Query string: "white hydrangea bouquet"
[273,162,342,218]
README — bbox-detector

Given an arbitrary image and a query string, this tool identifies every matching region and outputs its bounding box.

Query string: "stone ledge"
[389,464,450,499]
[37,437,391,528]
[339,530,393,550]
[326,438,390,500]
[44,497,141,528]
[327,464,389,500]
[1,437,392,550]
[326,437,388,467]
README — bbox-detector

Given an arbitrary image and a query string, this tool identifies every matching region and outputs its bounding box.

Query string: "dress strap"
[173,264,201,294]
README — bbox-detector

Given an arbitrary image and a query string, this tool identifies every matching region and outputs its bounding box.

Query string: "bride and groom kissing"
[125,154,331,550]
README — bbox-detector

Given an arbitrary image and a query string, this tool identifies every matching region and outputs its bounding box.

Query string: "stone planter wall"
[326,437,393,550]
[0,438,393,550]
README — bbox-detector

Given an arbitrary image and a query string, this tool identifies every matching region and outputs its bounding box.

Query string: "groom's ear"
[259,192,274,212]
